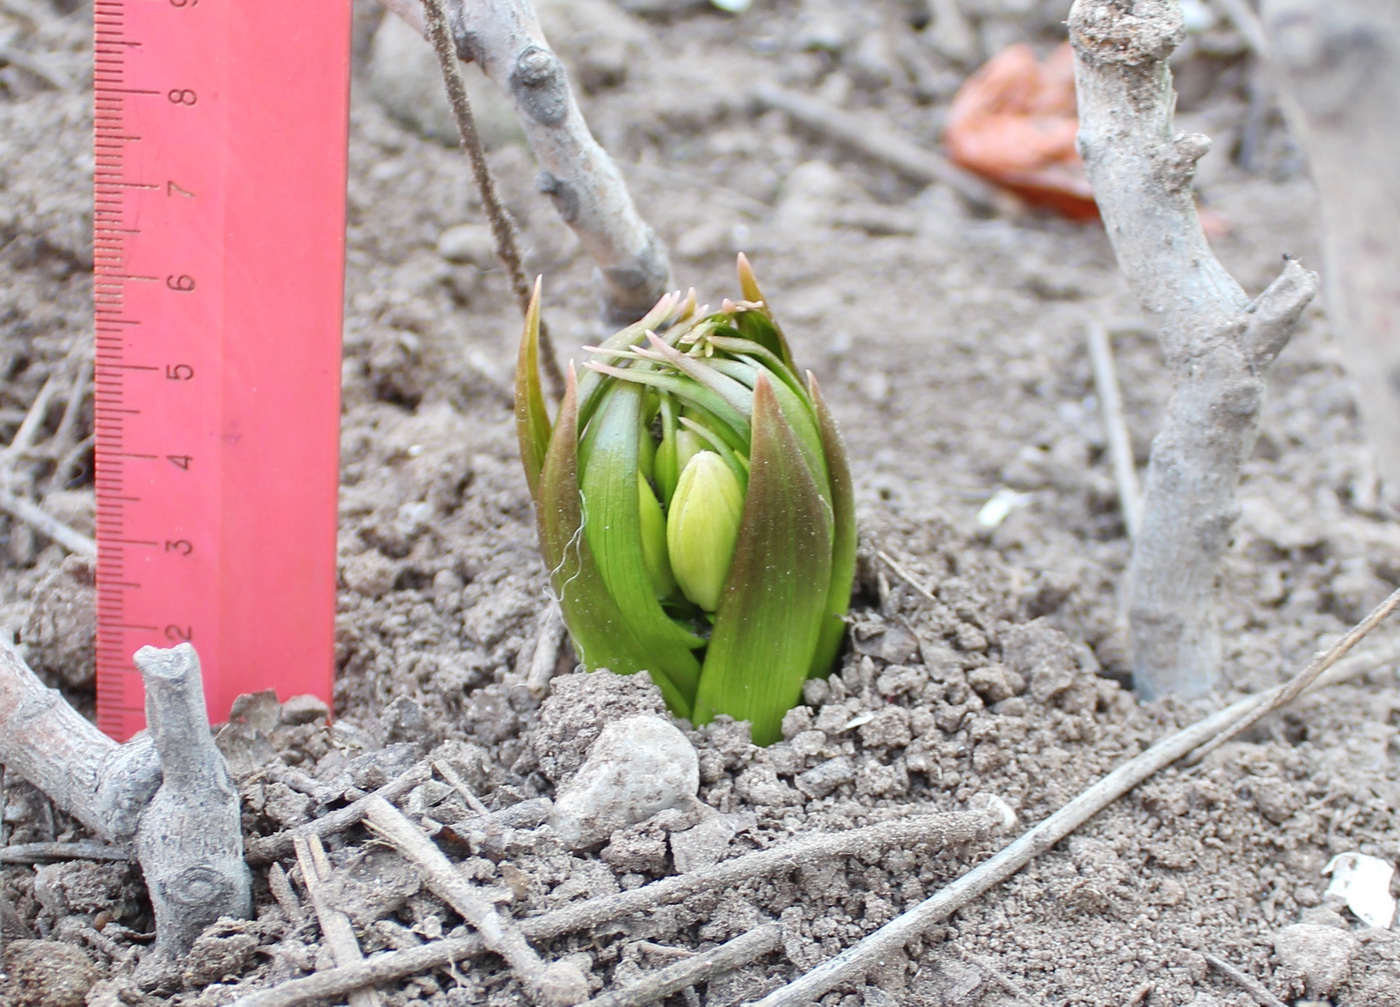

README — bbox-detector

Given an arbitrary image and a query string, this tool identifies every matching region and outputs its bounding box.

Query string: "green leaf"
[537,370,701,716]
[807,371,856,678]
[584,362,751,454]
[579,381,706,673]
[577,291,694,423]
[693,374,834,745]
[735,253,797,371]
[515,278,551,499]
[637,334,754,421]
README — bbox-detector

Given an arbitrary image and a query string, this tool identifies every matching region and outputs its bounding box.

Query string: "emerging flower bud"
[666,451,745,611]
[516,256,856,745]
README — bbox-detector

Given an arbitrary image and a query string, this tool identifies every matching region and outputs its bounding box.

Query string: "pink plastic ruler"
[92,0,352,740]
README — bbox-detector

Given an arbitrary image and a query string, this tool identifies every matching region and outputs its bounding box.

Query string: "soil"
[3,1,1400,1005]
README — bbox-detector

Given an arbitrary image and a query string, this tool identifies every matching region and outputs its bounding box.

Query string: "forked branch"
[0,640,250,956]
[1069,0,1318,698]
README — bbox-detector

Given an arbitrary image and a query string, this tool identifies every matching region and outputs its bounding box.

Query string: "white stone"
[549,715,699,849]
[1323,851,1397,928]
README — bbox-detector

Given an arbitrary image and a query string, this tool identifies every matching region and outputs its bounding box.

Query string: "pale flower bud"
[666,451,744,612]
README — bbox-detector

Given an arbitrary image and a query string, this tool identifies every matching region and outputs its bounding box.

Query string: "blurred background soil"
[2,0,1398,1004]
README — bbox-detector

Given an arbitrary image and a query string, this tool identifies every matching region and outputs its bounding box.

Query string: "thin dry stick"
[362,795,586,1007]
[265,863,306,929]
[419,0,566,402]
[1188,585,1400,763]
[876,550,939,606]
[0,485,96,556]
[1086,320,1143,538]
[525,600,566,698]
[750,612,1400,1006]
[225,808,996,1007]
[577,922,782,1007]
[960,953,1039,1007]
[1213,0,1270,55]
[46,356,92,478]
[0,364,64,464]
[244,761,433,865]
[431,756,491,816]
[0,841,130,865]
[295,834,382,1007]
[1204,954,1288,1007]
[752,85,1000,213]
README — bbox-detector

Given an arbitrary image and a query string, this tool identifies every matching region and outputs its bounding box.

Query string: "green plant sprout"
[516,255,856,744]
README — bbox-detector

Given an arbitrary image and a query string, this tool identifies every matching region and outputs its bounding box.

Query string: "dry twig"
[578,922,781,1007]
[226,808,996,1007]
[0,841,130,865]
[1205,953,1289,1007]
[295,835,381,1007]
[265,863,306,929]
[362,795,588,1006]
[752,85,999,213]
[1085,320,1143,538]
[244,761,433,865]
[0,485,95,556]
[1070,0,1319,698]
[1188,585,1400,763]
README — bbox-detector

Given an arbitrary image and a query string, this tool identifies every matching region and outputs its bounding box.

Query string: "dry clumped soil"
[3,0,1400,1005]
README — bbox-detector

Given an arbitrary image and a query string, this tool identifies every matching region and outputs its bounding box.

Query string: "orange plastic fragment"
[944,42,1099,220]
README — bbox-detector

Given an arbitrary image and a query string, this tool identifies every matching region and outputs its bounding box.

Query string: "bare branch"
[133,644,252,958]
[421,0,566,402]
[0,640,250,956]
[439,0,672,326]
[577,922,781,1007]
[1069,0,1318,698]
[0,636,159,842]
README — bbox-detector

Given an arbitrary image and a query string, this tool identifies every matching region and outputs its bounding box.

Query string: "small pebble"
[1274,922,1358,997]
[1,939,99,1007]
[549,715,698,849]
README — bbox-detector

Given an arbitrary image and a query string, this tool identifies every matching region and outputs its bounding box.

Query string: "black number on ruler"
[166,274,195,291]
[167,455,192,470]
[167,89,198,105]
[164,539,194,555]
[169,0,197,6]
[165,364,194,381]
[164,625,193,642]
[167,181,194,198]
